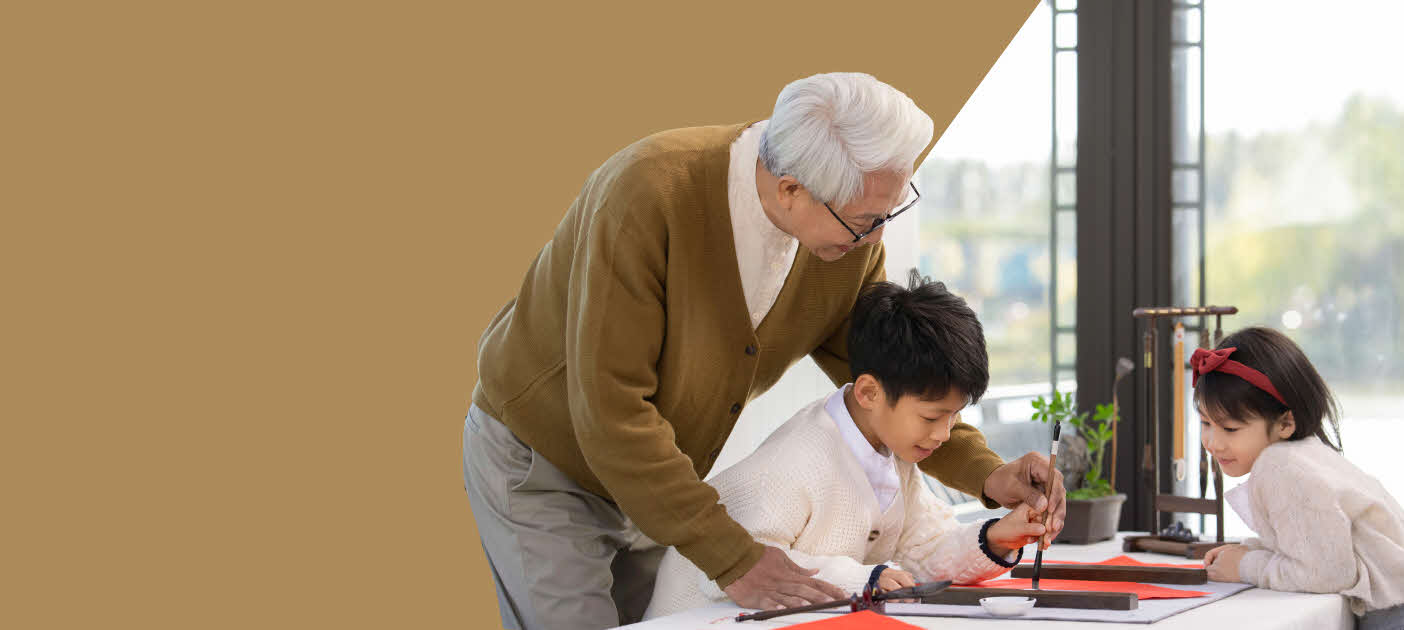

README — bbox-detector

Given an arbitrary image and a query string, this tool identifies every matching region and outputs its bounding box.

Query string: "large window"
[1176,0,1404,537]
[907,0,1073,512]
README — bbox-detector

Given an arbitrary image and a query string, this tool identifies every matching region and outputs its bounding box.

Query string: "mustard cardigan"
[472,122,1003,587]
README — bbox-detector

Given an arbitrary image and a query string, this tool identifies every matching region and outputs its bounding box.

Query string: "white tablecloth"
[619,533,1352,629]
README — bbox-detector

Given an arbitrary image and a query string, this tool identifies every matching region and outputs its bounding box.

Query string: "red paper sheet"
[1021,554,1203,569]
[780,610,925,629]
[961,578,1210,599]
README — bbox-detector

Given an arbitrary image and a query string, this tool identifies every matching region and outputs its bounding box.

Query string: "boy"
[644,280,1045,618]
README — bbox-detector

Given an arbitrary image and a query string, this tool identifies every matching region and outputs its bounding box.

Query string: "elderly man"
[463,72,1066,630]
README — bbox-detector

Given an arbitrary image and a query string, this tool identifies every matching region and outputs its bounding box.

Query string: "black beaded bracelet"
[978,518,1024,568]
[866,564,889,591]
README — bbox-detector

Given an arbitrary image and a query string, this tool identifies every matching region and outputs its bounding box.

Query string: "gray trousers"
[462,404,665,630]
[1360,603,1404,630]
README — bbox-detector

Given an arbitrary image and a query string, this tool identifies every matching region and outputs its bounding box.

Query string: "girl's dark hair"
[1194,326,1341,450]
[848,278,988,405]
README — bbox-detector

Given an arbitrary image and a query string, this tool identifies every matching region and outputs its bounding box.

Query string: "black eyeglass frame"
[822,182,921,243]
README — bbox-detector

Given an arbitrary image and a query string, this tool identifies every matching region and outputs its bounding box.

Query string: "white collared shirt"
[824,384,901,511]
[727,120,799,329]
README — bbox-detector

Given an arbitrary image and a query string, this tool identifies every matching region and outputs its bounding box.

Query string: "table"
[618,533,1352,629]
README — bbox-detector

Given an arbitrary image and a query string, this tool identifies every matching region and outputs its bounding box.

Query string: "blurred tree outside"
[1205,95,1403,389]
[914,160,1054,386]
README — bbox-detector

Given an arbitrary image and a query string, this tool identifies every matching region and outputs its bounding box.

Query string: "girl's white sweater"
[1226,436,1404,615]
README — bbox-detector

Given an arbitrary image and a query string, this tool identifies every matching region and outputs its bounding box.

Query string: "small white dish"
[979,596,1036,616]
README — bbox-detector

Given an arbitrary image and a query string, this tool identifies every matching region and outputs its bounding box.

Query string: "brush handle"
[734,581,954,622]
[734,597,850,621]
[1039,433,1059,546]
[1033,424,1061,588]
[880,580,952,601]
[1173,323,1186,480]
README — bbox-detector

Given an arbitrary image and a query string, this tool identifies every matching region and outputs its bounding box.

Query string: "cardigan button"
[744,345,757,356]
[868,530,880,542]
[710,448,722,461]
[730,403,742,414]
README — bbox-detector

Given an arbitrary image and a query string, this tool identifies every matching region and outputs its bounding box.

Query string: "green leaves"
[1069,481,1113,500]
[1031,391,1121,494]
[1031,390,1082,427]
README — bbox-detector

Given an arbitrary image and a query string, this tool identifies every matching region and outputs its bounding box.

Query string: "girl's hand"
[987,502,1047,556]
[877,567,918,602]
[1204,544,1246,582]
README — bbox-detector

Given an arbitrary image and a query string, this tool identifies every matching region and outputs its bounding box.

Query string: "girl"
[1195,327,1404,630]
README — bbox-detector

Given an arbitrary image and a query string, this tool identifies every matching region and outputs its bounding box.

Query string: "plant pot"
[1054,493,1126,544]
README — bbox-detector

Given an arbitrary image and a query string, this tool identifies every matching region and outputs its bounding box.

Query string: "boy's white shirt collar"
[1224,477,1256,533]
[825,384,902,512]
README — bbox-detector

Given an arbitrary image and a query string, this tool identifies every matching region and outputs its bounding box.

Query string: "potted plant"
[1030,358,1135,544]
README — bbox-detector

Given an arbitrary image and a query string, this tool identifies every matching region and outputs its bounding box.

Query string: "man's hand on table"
[723,546,848,610]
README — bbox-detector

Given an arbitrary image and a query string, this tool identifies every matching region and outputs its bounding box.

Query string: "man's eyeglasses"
[823,182,921,243]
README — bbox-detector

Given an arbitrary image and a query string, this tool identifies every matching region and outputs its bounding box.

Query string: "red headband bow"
[1190,347,1288,407]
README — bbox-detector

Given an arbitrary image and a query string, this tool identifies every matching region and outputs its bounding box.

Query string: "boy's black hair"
[1194,326,1342,451]
[847,278,988,405]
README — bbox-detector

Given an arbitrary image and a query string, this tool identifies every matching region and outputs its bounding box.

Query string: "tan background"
[3,1,1036,627]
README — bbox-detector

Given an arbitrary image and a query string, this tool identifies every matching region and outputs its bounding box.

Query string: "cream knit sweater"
[1226,436,1404,615]
[643,395,1016,619]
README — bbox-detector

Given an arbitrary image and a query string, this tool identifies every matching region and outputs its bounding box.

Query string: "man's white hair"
[758,72,933,209]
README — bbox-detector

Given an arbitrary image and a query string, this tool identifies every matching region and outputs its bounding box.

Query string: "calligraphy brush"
[734,580,953,622]
[1031,422,1061,590]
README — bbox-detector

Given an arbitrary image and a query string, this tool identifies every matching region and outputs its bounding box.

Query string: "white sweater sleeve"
[893,472,1015,585]
[1238,537,1268,551]
[1239,479,1358,593]
[696,459,877,599]
[761,544,880,596]
[696,542,877,602]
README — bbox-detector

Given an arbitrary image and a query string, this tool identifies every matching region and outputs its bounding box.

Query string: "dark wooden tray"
[1123,534,1224,560]
[924,587,1137,610]
[1010,563,1208,584]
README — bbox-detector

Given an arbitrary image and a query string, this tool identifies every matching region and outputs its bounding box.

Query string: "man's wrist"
[978,489,1002,510]
[978,461,1005,509]
[713,540,767,589]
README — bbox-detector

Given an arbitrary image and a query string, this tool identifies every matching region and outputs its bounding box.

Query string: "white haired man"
[462,72,1067,630]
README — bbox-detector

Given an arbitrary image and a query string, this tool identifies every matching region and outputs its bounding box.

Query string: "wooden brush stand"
[1125,306,1238,559]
